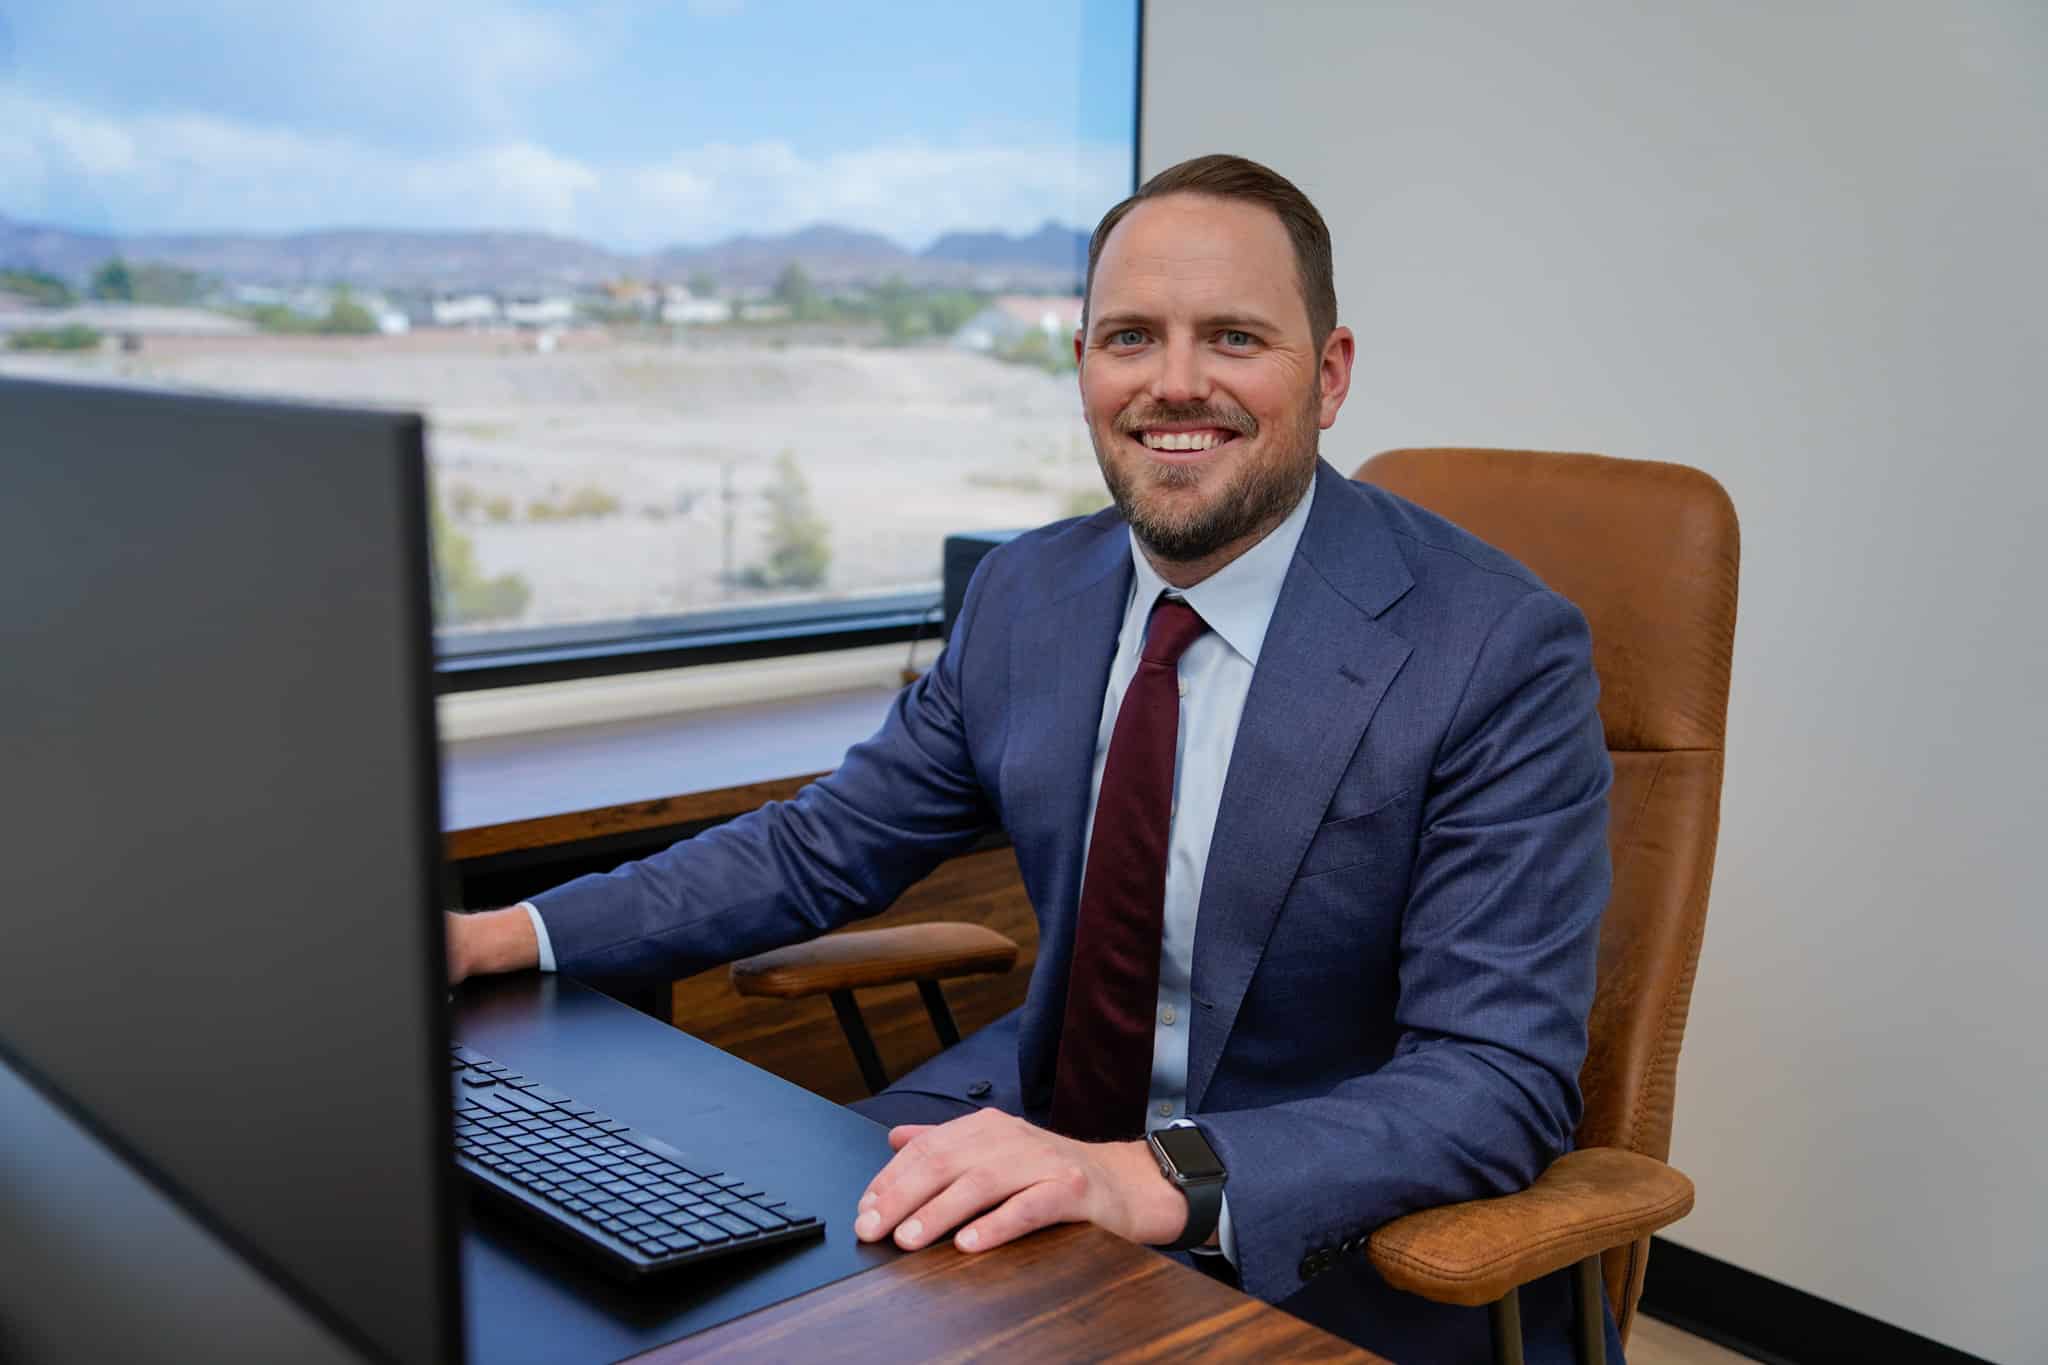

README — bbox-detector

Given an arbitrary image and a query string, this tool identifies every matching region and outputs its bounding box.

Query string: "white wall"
[1142,4,2047,1360]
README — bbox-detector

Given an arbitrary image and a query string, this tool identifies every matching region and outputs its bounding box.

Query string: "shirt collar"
[1126,473,1316,668]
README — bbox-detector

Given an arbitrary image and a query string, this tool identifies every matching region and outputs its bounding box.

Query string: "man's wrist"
[1112,1139,1196,1247]
[454,906,540,979]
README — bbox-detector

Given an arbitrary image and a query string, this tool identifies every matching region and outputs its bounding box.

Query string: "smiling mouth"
[1133,428,1241,453]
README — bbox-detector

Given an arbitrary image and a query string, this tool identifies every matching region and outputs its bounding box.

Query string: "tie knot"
[1141,596,1208,666]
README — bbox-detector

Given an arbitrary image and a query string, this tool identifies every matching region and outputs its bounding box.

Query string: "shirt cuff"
[520,902,556,973]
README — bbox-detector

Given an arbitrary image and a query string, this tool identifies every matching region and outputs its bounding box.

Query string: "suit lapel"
[1187,465,1416,1109]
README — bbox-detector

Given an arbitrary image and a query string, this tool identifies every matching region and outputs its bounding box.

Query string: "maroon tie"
[1050,595,1210,1143]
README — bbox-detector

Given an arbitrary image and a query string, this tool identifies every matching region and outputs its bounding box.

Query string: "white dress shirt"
[523,477,1317,1266]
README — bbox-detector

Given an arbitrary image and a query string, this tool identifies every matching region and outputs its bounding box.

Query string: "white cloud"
[0,89,1129,249]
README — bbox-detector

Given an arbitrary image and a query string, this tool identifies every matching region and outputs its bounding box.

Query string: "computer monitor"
[0,377,460,1364]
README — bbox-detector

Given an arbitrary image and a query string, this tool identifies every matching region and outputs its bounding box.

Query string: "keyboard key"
[682,1221,730,1245]
[451,1045,491,1066]
[709,1213,758,1239]
[685,1200,720,1217]
[600,1218,629,1234]
[622,1191,658,1207]
[645,1200,679,1216]
[659,1233,701,1253]
[731,1203,790,1230]
[595,1200,632,1216]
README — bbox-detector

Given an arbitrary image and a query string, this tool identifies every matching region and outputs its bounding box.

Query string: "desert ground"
[2,329,1108,630]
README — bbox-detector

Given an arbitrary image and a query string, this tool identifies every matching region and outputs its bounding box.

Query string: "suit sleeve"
[530,558,1005,980]
[1193,587,1612,1305]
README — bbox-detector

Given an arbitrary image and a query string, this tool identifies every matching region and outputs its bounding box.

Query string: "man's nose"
[1148,336,1208,404]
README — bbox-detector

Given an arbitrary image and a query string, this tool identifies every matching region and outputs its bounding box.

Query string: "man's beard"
[1093,389,1320,565]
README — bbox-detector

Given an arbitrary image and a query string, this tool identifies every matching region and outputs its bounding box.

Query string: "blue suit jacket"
[536,459,1616,1360]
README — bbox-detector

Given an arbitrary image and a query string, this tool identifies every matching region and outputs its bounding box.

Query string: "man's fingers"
[891,1161,1015,1250]
[858,1110,1016,1241]
[885,1124,935,1152]
[954,1169,1088,1253]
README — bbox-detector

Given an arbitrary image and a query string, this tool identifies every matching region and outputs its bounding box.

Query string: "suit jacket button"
[1299,1254,1318,1281]
[966,1080,992,1099]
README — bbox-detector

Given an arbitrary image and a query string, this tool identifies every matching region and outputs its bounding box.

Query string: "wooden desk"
[641,1223,1376,1363]
[459,974,1376,1364]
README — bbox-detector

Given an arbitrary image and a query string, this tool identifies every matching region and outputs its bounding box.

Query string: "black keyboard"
[448,1044,823,1278]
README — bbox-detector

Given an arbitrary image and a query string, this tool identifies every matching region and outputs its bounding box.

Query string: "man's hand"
[444,907,540,986]
[854,1109,1190,1254]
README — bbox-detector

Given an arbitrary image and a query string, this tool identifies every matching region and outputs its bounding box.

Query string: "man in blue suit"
[448,154,1617,1362]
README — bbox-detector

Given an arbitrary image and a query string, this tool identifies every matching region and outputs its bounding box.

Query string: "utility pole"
[720,459,738,590]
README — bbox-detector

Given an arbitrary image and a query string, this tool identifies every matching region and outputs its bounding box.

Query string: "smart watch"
[1147,1121,1227,1252]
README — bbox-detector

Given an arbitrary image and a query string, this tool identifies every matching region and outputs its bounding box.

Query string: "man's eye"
[1112,328,1146,347]
[1221,330,1254,348]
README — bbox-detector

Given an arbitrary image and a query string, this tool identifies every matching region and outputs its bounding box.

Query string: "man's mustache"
[1113,403,1257,437]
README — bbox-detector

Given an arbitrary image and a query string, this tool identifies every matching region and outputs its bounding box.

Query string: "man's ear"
[1072,327,1085,370]
[1317,325,1356,430]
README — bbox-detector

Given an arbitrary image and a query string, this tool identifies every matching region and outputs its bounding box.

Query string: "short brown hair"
[1082,154,1338,347]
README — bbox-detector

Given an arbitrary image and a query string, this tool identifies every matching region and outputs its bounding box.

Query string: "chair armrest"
[730,923,1019,999]
[1367,1148,1694,1306]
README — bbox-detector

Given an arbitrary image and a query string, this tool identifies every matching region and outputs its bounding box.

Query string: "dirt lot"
[3,329,1109,627]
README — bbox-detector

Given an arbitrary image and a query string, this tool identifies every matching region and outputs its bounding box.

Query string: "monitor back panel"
[0,378,457,1365]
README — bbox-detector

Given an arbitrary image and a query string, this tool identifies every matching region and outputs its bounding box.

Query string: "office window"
[0,1,1138,676]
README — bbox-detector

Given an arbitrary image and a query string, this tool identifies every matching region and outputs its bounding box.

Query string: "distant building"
[661,288,733,325]
[954,294,1084,352]
[432,293,500,327]
[503,295,575,328]
[738,301,792,323]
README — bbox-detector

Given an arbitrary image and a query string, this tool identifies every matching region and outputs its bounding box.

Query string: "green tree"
[0,269,75,307]
[873,275,928,344]
[429,486,532,625]
[90,258,135,301]
[6,324,101,352]
[771,261,816,318]
[687,269,719,298]
[129,263,208,305]
[320,288,378,335]
[741,449,831,589]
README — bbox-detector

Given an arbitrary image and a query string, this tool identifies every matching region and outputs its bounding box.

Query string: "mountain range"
[0,215,1089,294]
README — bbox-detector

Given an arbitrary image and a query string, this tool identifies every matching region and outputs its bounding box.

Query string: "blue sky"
[0,0,1137,249]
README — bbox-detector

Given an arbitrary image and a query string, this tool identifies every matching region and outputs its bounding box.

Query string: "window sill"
[439,641,939,856]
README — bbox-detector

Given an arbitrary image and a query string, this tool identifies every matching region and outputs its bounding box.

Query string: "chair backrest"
[1355,448,1739,1337]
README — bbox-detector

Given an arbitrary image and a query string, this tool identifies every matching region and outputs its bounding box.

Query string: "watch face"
[1152,1126,1225,1181]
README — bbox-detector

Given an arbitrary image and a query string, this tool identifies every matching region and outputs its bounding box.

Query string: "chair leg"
[828,989,890,1096]
[1573,1255,1607,1365]
[916,979,961,1048]
[1490,1287,1526,1365]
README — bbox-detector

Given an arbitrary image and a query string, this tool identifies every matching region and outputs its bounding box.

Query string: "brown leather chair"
[1355,448,1738,1365]
[734,448,1740,1365]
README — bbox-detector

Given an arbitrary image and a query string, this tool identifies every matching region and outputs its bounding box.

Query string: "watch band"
[1161,1170,1224,1252]
[1152,1123,1227,1252]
